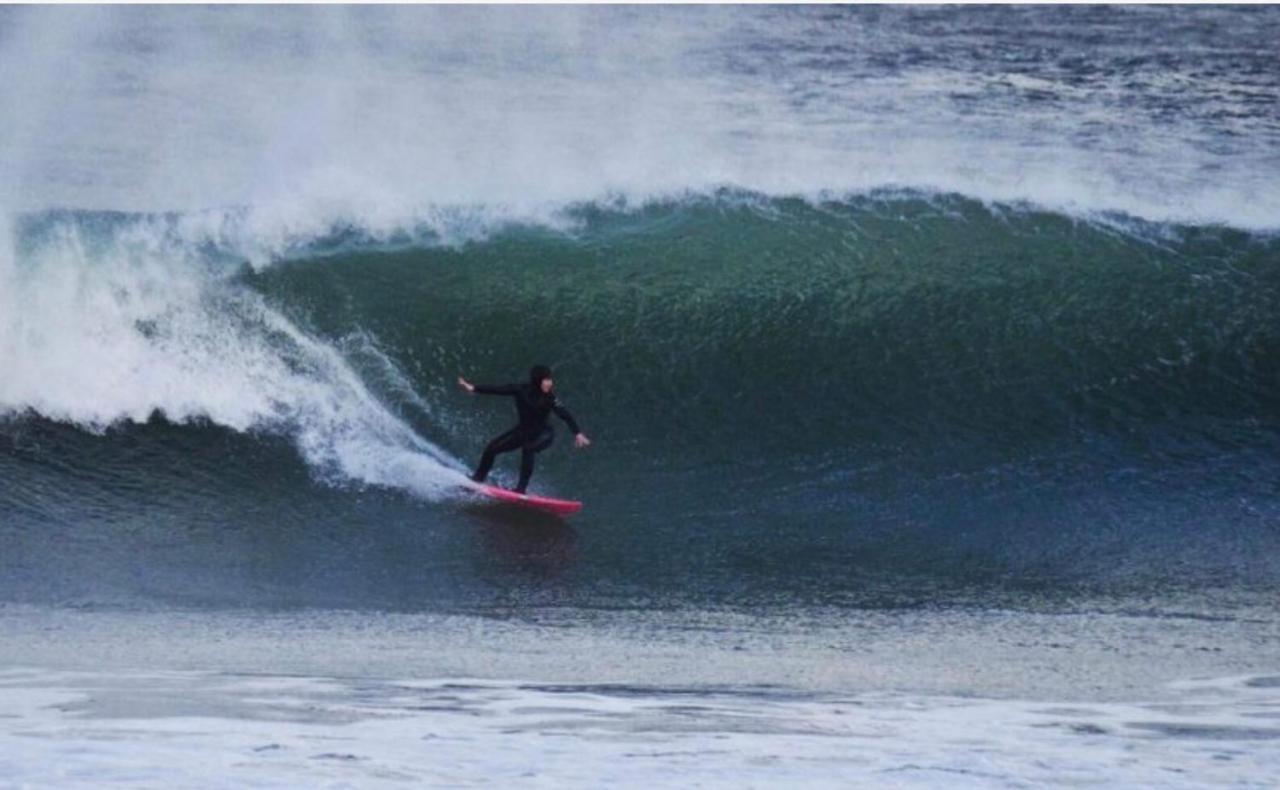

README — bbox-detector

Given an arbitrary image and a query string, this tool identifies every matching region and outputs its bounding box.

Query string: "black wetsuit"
[470,382,582,493]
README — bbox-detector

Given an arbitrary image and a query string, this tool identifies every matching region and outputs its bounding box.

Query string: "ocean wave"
[2,189,1278,606]
[5,192,1278,464]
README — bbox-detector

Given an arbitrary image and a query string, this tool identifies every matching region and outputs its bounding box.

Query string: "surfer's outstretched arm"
[552,402,581,433]
[473,383,518,396]
[553,402,592,448]
[457,377,517,396]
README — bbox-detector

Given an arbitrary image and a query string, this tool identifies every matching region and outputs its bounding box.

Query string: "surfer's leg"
[514,428,554,493]
[470,428,523,483]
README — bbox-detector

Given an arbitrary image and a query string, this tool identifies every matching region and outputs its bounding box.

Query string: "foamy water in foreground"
[2,604,1278,787]
[2,668,1277,788]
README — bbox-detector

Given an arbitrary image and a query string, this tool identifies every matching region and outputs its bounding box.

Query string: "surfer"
[457,365,591,493]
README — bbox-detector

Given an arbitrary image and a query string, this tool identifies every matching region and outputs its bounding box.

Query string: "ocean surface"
[1,5,1278,787]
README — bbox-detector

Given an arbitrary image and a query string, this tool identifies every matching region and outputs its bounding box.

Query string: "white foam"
[1,667,1276,788]
[0,212,468,498]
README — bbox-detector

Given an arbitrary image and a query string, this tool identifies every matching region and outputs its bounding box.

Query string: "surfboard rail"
[471,483,583,515]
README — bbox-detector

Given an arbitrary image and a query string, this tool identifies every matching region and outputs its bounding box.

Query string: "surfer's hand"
[574,433,591,449]
[457,376,475,393]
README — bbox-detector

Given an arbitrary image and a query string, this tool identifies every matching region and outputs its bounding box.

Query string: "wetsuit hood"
[529,364,552,388]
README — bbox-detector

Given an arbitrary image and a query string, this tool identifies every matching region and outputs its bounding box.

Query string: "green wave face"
[225,194,1280,605]
[253,193,1280,466]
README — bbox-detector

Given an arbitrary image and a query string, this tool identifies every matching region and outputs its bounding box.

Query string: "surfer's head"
[530,364,553,393]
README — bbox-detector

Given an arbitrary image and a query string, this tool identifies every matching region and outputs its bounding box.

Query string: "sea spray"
[0,211,466,497]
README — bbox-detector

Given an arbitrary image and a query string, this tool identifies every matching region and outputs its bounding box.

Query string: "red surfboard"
[473,483,583,516]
